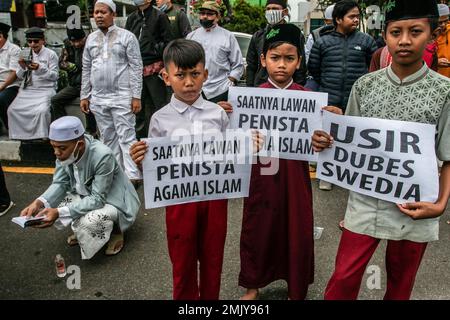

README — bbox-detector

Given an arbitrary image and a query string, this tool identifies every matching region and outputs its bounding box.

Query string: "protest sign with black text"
[317,112,439,203]
[228,87,327,161]
[142,131,253,209]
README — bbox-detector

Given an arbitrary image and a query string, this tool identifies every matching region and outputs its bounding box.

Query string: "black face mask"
[200,19,215,29]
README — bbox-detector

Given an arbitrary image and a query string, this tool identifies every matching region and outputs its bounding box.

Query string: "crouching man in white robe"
[8,27,58,140]
[20,116,140,259]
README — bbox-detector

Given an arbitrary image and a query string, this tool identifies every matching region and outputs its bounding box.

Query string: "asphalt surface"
[1,171,449,300]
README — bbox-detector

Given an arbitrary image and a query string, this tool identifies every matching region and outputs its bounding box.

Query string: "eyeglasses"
[27,39,41,44]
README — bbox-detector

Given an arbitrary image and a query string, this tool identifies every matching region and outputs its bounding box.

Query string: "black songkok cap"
[25,27,45,39]
[0,22,11,34]
[384,0,439,24]
[266,0,287,9]
[263,23,302,55]
[67,28,86,41]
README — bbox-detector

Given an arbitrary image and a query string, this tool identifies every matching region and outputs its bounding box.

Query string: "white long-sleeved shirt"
[0,40,22,88]
[16,46,59,89]
[304,33,314,65]
[149,94,229,138]
[81,25,143,104]
[187,25,244,99]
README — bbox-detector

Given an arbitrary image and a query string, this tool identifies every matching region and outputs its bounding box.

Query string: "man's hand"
[217,101,233,113]
[130,140,148,168]
[18,58,28,70]
[34,208,59,228]
[311,106,342,153]
[131,98,141,114]
[20,199,44,218]
[312,130,334,153]
[28,62,39,71]
[228,77,237,85]
[251,130,264,153]
[396,202,446,220]
[0,84,4,92]
[438,58,450,68]
[80,99,90,114]
[322,105,343,115]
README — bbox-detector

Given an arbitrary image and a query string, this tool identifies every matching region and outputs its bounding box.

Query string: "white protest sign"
[228,86,327,161]
[142,130,253,209]
[317,112,439,204]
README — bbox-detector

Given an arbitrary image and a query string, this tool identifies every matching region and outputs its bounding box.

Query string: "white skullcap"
[325,4,335,20]
[49,116,85,141]
[438,4,449,17]
[95,0,116,13]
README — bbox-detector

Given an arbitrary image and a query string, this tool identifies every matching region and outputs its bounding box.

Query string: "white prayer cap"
[95,0,116,13]
[49,116,85,141]
[438,4,449,17]
[325,4,335,20]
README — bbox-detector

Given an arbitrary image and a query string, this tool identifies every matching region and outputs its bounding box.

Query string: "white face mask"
[265,9,284,25]
[59,141,81,166]
[158,3,169,12]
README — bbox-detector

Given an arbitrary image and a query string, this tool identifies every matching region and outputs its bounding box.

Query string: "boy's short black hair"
[264,41,301,58]
[163,39,206,69]
[0,31,8,39]
[332,0,360,26]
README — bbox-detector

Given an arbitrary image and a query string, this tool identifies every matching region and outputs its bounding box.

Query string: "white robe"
[54,194,118,260]
[8,46,58,140]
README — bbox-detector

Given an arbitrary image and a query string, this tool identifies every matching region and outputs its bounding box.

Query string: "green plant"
[221,0,266,34]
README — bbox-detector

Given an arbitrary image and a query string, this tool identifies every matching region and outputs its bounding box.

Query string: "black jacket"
[125,6,173,66]
[60,39,83,89]
[246,24,307,87]
[165,5,191,39]
[308,28,377,110]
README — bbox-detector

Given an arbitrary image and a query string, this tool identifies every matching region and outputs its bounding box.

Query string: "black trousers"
[203,90,229,104]
[135,74,169,139]
[0,163,10,206]
[50,85,97,134]
[0,86,19,130]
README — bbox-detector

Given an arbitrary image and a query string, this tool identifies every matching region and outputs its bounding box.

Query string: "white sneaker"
[319,180,333,191]
[0,201,14,217]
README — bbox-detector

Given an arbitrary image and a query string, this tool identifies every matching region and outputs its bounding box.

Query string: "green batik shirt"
[343,64,450,242]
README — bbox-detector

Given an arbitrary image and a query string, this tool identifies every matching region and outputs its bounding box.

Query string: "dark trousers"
[324,228,428,300]
[136,74,169,139]
[51,85,97,134]
[203,90,228,104]
[0,86,19,130]
[0,163,10,206]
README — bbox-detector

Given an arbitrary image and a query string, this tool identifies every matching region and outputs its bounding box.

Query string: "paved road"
[1,171,449,300]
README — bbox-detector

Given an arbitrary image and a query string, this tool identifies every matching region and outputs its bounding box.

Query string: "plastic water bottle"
[55,254,67,278]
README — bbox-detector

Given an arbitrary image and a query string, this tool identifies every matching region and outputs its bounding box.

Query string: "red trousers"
[165,199,228,300]
[325,228,428,300]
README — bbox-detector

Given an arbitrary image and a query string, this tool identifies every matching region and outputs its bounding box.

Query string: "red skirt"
[239,158,314,300]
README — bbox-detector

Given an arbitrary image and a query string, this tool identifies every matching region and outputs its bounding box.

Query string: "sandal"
[0,201,15,217]
[105,233,124,256]
[67,233,79,246]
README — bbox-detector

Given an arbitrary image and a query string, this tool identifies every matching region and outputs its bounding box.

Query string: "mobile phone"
[25,219,45,227]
